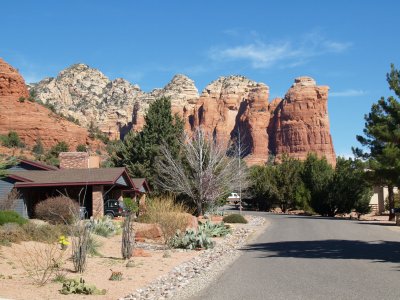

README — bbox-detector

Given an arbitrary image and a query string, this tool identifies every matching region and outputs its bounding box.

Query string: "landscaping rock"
[123,215,266,300]
[133,248,152,257]
[135,224,163,240]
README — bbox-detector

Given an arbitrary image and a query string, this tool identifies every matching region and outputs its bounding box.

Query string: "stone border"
[123,216,268,300]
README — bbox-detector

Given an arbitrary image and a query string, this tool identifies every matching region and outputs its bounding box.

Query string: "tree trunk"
[388,185,395,221]
[197,202,203,217]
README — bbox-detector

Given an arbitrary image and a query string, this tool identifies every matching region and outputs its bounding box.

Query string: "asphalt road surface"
[192,213,400,300]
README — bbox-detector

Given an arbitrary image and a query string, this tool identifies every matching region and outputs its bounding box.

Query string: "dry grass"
[145,196,192,246]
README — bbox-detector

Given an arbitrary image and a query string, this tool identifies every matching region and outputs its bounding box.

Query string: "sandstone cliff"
[32,66,199,137]
[268,77,336,165]
[0,59,102,152]
[30,63,336,165]
[193,76,270,164]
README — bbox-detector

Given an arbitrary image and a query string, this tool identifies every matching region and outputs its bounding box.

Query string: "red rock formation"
[269,77,336,165]
[0,59,102,153]
[0,58,29,98]
[193,76,270,164]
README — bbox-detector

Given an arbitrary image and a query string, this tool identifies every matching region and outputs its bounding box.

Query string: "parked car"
[104,199,125,218]
[227,193,240,206]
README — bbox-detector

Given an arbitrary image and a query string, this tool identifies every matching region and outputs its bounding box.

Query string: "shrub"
[87,235,102,256]
[35,196,80,224]
[1,131,24,148]
[145,196,191,246]
[32,139,45,155]
[18,242,65,286]
[90,216,119,237]
[0,211,27,225]
[76,144,86,152]
[21,222,68,243]
[109,270,123,281]
[171,228,214,250]
[198,220,231,237]
[223,214,248,224]
[0,222,26,245]
[60,278,106,295]
[18,97,25,103]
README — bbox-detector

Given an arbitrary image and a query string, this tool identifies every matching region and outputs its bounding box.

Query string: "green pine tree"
[113,97,184,189]
[353,64,400,220]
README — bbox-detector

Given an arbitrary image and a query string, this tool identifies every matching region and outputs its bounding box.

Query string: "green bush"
[222,214,248,224]
[0,211,27,225]
[35,196,79,224]
[76,144,86,152]
[1,131,24,148]
[171,228,214,250]
[60,278,106,295]
[90,216,119,237]
[87,235,102,256]
[198,220,231,237]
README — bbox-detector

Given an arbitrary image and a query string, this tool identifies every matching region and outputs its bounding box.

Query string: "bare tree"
[156,128,246,216]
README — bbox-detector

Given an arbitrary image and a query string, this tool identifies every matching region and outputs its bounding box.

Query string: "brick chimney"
[59,152,100,169]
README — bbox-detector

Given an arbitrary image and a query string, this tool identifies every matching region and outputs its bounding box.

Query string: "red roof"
[8,167,137,190]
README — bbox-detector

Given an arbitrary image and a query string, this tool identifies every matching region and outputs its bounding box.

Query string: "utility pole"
[238,126,242,215]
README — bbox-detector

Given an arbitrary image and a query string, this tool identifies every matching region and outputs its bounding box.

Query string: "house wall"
[0,162,45,217]
[370,186,399,214]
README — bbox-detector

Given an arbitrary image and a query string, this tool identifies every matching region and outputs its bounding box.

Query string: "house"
[0,153,150,219]
[370,186,398,214]
[0,159,58,217]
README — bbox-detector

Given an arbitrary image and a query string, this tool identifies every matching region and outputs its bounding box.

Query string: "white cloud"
[209,32,351,69]
[330,89,367,97]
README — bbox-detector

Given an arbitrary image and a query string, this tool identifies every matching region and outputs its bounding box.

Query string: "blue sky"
[2,0,400,157]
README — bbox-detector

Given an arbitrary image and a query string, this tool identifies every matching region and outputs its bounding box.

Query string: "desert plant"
[145,196,191,246]
[0,222,26,245]
[121,197,138,260]
[35,196,79,224]
[21,223,68,243]
[121,213,134,260]
[198,220,231,237]
[90,216,119,237]
[223,214,248,224]
[71,222,91,273]
[0,211,27,226]
[1,131,24,148]
[109,270,123,281]
[76,144,86,152]
[18,242,65,286]
[87,235,102,256]
[18,97,25,102]
[171,228,214,250]
[60,278,106,295]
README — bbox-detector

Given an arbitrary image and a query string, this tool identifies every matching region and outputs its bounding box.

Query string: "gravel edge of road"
[122,216,269,300]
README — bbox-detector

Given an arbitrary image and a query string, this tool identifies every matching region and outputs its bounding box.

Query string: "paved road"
[193,213,400,300]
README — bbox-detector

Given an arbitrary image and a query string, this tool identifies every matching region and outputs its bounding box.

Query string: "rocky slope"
[32,66,199,138]
[30,63,336,165]
[0,58,102,152]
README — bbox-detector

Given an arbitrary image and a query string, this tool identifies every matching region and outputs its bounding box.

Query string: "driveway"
[192,213,400,300]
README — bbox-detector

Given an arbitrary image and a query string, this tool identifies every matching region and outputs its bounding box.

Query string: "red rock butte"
[190,76,336,166]
[0,58,101,151]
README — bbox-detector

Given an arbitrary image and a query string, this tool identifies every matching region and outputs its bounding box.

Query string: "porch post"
[92,185,104,219]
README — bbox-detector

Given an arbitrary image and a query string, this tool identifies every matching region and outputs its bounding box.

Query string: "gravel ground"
[122,216,267,300]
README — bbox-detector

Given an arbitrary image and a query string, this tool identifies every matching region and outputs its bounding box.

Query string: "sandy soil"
[0,233,200,300]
